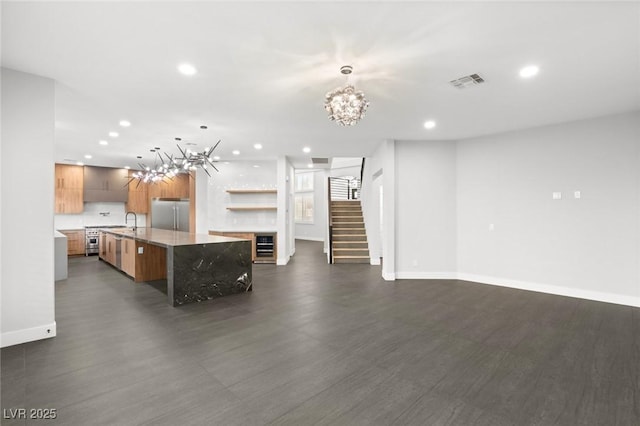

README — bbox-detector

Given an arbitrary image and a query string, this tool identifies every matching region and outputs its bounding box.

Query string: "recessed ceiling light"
[109,131,119,138]
[423,120,436,129]
[178,63,197,76]
[213,156,220,160]
[519,65,539,78]
[253,144,263,150]
[99,140,108,146]
[303,147,311,153]
[84,154,92,159]
[232,150,240,155]
[76,161,84,166]
[119,120,131,127]
[124,166,130,170]
[253,165,260,168]
[307,163,313,168]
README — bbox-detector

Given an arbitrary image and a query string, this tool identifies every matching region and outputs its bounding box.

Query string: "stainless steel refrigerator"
[151,199,190,231]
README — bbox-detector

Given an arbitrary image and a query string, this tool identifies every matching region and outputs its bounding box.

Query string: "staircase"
[330,200,370,264]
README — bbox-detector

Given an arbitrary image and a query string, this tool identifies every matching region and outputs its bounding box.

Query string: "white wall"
[328,165,361,179]
[54,202,147,230]
[363,112,639,307]
[1,68,57,347]
[360,140,397,279]
[277,156,295,265]
[457,112,640,306]
[360,151,383,264]
[331,157,362,170]
[395,140,457,278]
[207,160,277,232]
[294,169,327,242]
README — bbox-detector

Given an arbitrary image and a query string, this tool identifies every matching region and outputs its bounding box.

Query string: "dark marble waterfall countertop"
[99,227,250,248]
[99,227,253,306]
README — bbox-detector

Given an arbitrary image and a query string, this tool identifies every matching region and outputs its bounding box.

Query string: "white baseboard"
[386,271,640,307]
[370,257,381,266]
[382,271,396,281]
[295,236,325,242]
[396,272,457,280]
[276,255,290,266]
[1,322,57,348]
[457,273,640,308]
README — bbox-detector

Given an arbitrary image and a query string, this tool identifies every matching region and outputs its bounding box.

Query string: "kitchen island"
[99,228,252,306]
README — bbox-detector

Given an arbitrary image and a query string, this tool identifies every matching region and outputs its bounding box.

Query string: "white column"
[1,68,57,347]
[381,140,396,280]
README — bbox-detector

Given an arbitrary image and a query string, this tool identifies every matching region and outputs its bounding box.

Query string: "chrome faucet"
[125,211,137,231]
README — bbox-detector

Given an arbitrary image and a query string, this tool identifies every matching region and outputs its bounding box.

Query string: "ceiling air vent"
[449,73,485,89]
[311,158,330,169]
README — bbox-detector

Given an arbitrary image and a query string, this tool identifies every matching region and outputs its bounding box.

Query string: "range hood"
[83,166,128,202]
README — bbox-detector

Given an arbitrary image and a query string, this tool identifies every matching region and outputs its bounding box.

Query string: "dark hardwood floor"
[2,240,639,425]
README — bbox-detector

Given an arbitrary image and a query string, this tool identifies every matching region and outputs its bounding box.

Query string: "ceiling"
[2,1,639,169]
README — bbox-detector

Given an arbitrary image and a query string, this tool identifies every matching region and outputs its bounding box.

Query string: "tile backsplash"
[55,202,147,230]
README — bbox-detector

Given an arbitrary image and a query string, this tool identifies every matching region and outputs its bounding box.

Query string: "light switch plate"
[574,191,581,199]
[137,246,144,254]
[552,192,562,200]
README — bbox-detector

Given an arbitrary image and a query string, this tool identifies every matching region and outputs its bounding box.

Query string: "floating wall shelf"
[226,206,277,211]
[226,189,277,194]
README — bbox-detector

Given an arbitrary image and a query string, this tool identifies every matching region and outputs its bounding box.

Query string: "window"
[295,172,314,224]
[295,172,314,192]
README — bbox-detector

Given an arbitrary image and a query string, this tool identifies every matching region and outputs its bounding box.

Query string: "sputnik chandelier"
[324,65,370,126]
[128,140,221,187]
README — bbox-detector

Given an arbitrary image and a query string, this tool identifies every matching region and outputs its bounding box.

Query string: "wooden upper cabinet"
[84,166,128,202]
[55,164,84,189]
[126,171,149,214]
[55,164,84,214]
[171,174,189,198]
[148,174,190,199]
[55,188,84,214]
[171,174,190,199]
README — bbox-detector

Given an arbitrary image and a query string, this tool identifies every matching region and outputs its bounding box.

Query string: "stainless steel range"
[85,225,125,256]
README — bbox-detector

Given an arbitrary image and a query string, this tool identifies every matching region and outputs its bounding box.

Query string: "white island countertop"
[100,227,251,248]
